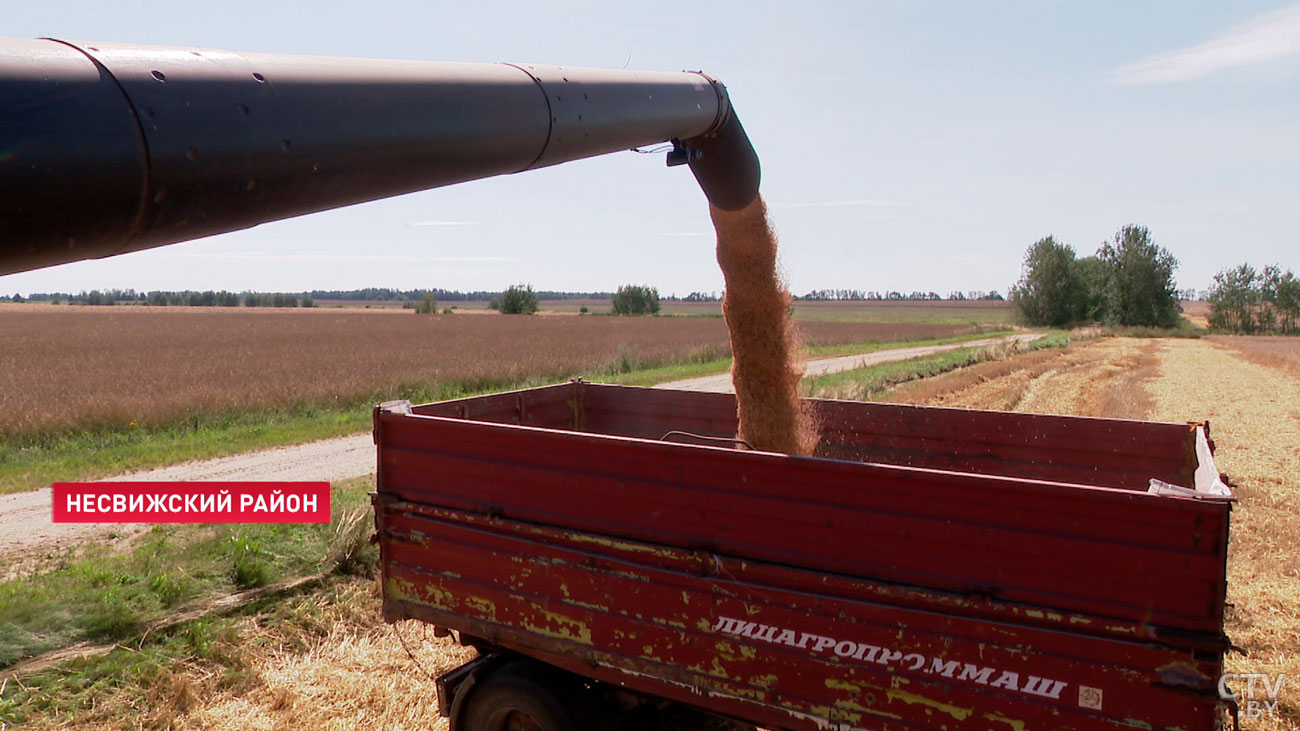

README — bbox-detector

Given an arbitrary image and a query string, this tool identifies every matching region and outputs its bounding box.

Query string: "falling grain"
[712,197,818,455]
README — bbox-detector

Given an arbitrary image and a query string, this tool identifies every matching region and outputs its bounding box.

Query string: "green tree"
[1210,263,1300,334]
[1207,264,1258,333]
[496,284,539,315]
[1097,225,1180,328]
[1074,255,1110,322]
[1273,270,1300,334]
[414,291,438,314]
[1010,236,1086,327]
[611,284,661,315]
[1262,265,1300,335]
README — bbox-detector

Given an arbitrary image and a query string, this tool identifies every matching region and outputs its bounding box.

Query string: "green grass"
[802,327,1012,358]
[1,406,367,496]
[0,476,376,669]
[0,574,377,729]
[802,330,1070,401]
[0,375,566,496]
[604,329,1018,388]
[1101,321,1206,338]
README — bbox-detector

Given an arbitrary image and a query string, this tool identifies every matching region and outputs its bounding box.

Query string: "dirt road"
[660,332,1043,392]
[0,434,375,579]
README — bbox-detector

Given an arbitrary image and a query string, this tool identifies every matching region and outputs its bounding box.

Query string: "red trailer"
[372,381,1235,730]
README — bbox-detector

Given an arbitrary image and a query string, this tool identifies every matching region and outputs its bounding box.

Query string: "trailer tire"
[457,659,601,731]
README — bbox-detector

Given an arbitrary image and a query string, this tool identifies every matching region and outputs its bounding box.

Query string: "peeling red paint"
[374,383,1232,730]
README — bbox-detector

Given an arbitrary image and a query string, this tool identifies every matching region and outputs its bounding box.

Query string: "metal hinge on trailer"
[437,653,502,726]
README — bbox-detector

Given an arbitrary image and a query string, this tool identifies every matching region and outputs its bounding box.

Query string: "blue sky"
[3,1,1298,297]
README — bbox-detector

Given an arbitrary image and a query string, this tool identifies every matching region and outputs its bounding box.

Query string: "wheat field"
[0,304,979,435]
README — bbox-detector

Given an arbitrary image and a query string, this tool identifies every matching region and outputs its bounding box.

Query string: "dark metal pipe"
[0,38,760,275]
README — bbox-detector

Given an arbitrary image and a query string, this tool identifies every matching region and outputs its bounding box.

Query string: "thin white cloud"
[777,199,899,209]
[407,220,478,227]
[1111,2,1300,84]
[184,252,515,263]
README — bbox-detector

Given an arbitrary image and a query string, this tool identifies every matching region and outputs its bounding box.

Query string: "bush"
[414,292,438,314]
[611,284,661,316]
[495,284,538,315]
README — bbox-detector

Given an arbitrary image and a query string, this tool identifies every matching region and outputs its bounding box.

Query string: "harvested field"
[885,336,1157,418]
[1146,339,1300,730]
[0,305,981,436]
[10,577,473,731]
[888,336,1300,728]
[1181,299,1212,328]
[1212,334,1300,378]
[176,586,474,731]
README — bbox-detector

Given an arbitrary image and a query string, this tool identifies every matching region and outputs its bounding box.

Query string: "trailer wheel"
[457,659,601,731]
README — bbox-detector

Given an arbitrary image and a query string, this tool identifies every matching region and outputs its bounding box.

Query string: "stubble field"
[884,336,1299,729]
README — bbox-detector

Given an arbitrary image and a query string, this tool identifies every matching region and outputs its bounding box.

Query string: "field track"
[660,332,1043,392]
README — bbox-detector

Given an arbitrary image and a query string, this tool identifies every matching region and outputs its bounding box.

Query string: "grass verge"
[1100,321,1206,338]
[0,476,376,670]
[604,328,1015,387]
[801,330,1070,401]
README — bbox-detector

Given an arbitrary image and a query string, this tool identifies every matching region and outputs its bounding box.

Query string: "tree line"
[2,289,314,307]
[305,287,614,302]
[1208,263,1300,334]
[5,286,1016,307]
[800,289,1004,302]
[1010,225,1180,328]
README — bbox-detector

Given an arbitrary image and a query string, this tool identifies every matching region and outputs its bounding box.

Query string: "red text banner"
[52,481,331,523]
